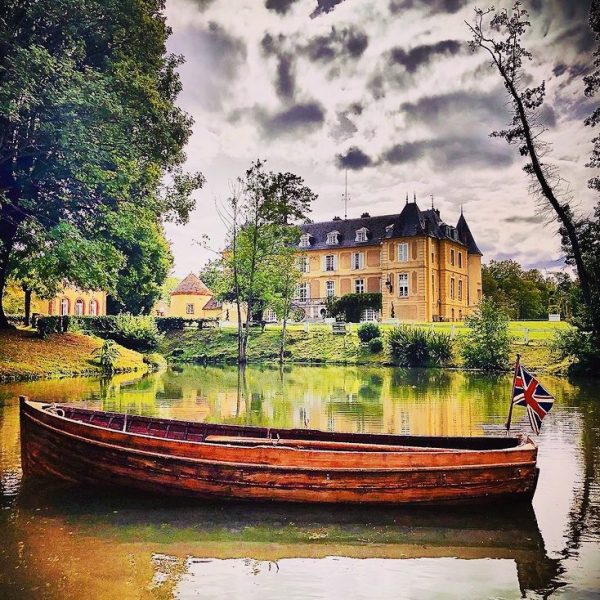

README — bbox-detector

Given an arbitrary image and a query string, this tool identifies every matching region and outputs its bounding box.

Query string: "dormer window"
[299,233,311,248]
[326,231,340,245]
[355,227,369,243]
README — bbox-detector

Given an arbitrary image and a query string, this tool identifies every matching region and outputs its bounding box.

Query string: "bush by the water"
[368,337,384,353]
[91,339,120,374]
[460,298,511,370]
[552,327,600,376]
[357,322,381,343]
[387,326,453,367]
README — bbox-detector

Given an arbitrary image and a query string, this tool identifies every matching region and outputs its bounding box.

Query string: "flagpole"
[505,353,521,435]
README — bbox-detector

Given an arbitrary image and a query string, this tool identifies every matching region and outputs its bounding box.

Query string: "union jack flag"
[512,362,555,434]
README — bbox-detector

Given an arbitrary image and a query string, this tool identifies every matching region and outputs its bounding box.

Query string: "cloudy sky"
[163,0,596,277]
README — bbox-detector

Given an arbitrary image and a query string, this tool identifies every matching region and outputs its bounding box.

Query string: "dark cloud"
[265,0,298,15]
[336,146,373,170]
[330,111,358,141]
[538,104,557,128]
[310,0,347,18]
[190,0,217,11]
[400,90,510,126]
[261,34,296,101]
[259,102,325,136]
[304,26,369,62]
[390,40,462,73]
[167,22,246,111]
[389,0,468,16]
[381,135,514,169]
[348,102,363,115]
[504,215,544,224]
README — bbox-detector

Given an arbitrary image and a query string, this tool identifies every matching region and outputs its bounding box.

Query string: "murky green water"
[0,364,599,599]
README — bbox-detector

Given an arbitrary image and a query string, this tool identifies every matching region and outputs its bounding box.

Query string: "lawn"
[0,328,147,381]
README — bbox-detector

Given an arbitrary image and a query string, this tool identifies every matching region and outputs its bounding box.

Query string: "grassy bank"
[159,323,569,374]
[0,328,148,381]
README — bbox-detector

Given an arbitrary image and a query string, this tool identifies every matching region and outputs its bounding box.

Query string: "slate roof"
[457,212,483,255]
[171,273,212,296]
[202,297,222,310]
[298,201,481,253]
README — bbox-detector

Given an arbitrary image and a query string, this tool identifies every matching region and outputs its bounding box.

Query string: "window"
[326,280,335,298]
[398,243,408,262]
[398,273,409,297]
[89,299,98,316]
[451,308,455,321]
[355,228,368,242]
[75,298,84,316]
[324,254,336,271]
[361,308,378,322]
[458,280,463,301]
[186,303,194,315]
[60,298,69,316]
[299,233,311,248]
[450,249,455,265]
[450,278,455,300]
[295,282,309,302]
[458,252,463,268]
[326,231,339,245]
[352,252,364,270]
[355,279,364,294]
[431,252,435,264]
[459,309,463,321]
[431,273,435,294]
[297,256,309,273]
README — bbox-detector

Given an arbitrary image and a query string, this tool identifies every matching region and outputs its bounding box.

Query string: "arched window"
[75,298,84,316]
[89,299,98,316]
[60,298,70,316]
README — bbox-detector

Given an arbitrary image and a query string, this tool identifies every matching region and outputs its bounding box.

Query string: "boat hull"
[20,398,539,505]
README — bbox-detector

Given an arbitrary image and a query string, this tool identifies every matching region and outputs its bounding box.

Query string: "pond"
[0,365,598,599]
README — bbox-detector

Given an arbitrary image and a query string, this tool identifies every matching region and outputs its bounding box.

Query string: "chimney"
[361,212,370,218]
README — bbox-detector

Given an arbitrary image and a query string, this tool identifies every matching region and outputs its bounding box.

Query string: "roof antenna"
[405,193,408,205]
[342,168,350,220]
[460,203,464,216]
[413,191,416,203]
[431,194,434,209]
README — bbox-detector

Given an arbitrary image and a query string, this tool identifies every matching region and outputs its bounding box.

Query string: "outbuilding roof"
[171,273,212,296]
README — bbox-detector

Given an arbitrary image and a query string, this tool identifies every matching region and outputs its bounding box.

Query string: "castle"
[294,199,482,322]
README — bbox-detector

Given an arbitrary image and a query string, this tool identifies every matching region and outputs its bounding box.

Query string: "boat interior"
[35,403,526,451]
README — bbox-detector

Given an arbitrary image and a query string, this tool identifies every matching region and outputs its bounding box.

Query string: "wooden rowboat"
[19,396,539,505]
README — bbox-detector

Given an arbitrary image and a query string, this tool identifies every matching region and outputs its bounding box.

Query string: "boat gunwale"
[22,407,538,475]
[23,399,536,454]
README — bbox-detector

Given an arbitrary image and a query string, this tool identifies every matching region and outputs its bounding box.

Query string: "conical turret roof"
[457,213,482,255]
[171,273,212,296]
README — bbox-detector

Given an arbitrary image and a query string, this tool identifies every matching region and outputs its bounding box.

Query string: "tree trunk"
[24,287,32,326]
[0,240,15,329]
[504,75,599,334]
[279,310,288,364]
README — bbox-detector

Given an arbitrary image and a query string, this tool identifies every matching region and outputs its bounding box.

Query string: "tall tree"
[467,2,599,336]
[0,0,203,328]
[222,161,316,363]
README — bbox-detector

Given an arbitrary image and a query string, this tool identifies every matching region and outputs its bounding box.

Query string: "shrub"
[358,322,381,343]
[460,298,511,370]
[387,326,453,367]
[37,316,69,337]
[552,327,600,375]
[143,353,168,370]
[110,314,161,352]
[368,337,383,353]
[92,340,120,374]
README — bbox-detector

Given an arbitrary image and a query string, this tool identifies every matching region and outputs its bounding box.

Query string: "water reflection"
[0,365,598,599]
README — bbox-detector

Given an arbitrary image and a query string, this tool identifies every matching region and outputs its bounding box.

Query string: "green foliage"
[387,326,453,367]
[461,298,511,370]
[357,322,381,343]
[110,314,161,352]
[482,260,556,320]
[37,316,70,337]
[155,317,216,332]
[552,328,600,376]
[105,208,173,315]
[328,293,382,323]
[368,337,383,353]
[92,340,120,374]
[0,0,203,327]
[143,352,167,371]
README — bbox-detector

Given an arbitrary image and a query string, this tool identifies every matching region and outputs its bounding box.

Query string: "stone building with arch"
[31,288,107,317]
